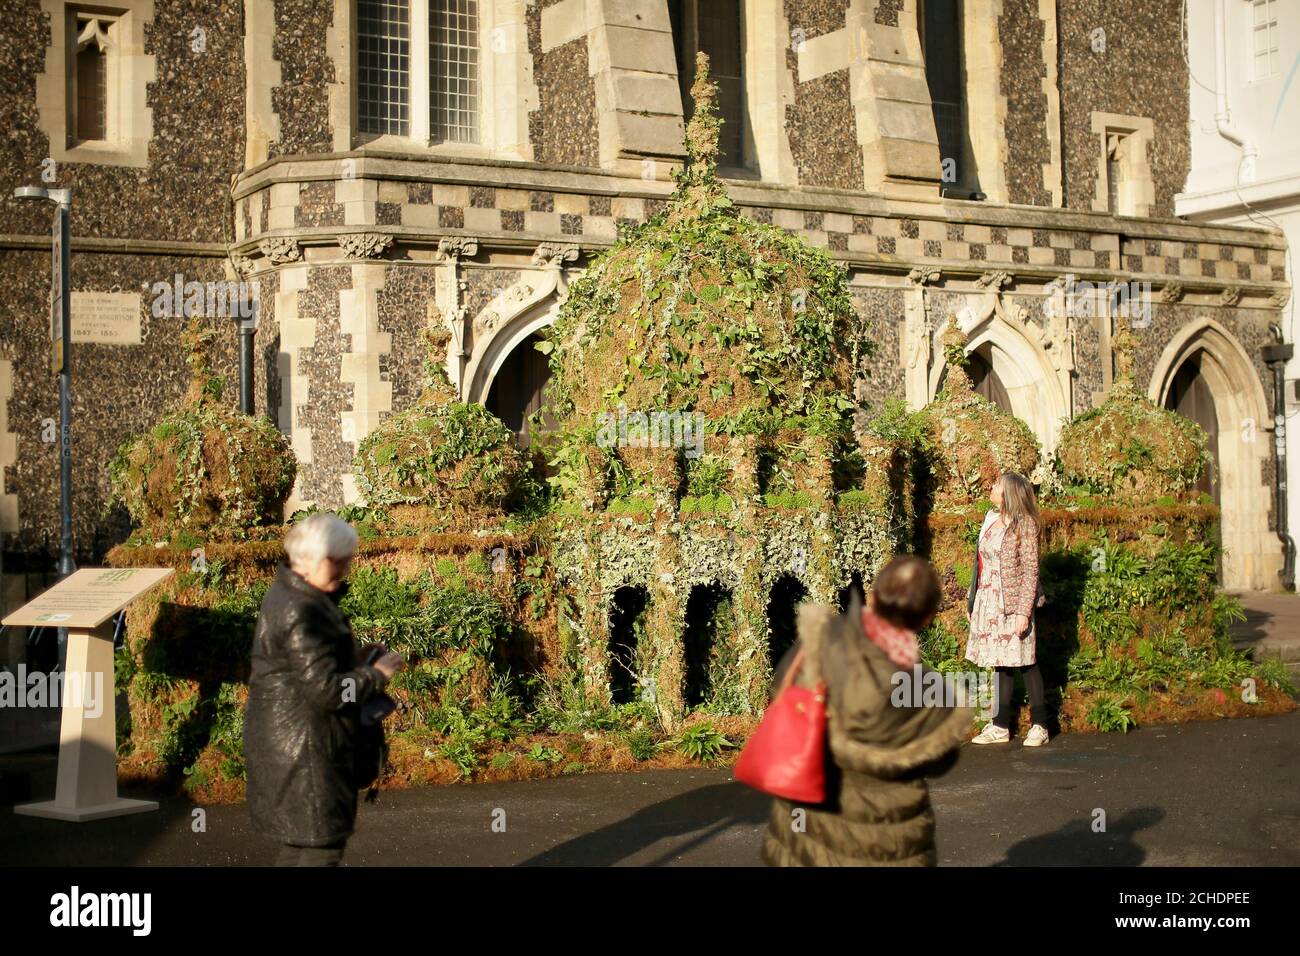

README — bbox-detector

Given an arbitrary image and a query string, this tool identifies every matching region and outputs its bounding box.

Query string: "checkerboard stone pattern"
[396,185,639,243]
[736,208,1114,271]
[1120,237,1286,283]
[238,183,1287,284]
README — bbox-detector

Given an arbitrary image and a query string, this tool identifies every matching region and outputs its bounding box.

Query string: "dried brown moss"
[108,319,296,541]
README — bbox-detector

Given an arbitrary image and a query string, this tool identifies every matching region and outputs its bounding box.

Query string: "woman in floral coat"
[966,472,1049,746]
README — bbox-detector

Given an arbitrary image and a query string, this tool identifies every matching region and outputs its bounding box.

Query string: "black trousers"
[276,838,347,867]
[992,665,1047,729]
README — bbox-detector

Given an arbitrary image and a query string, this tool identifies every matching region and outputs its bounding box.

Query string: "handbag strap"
[777,647,805,693]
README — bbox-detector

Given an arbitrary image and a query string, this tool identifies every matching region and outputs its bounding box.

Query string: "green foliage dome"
[109,319,296,540]
[541,53,871,453]
[353,327,525,511]
[918,318,1040,510]
[1055,319,1207,499]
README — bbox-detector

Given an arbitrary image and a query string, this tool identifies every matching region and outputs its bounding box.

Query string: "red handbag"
[734,648,828,804]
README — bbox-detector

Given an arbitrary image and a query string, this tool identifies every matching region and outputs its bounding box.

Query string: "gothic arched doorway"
[1164,354,1219,507]
[937,344,1014,413]
[1149,319,1279,590]
[484,332,554,446]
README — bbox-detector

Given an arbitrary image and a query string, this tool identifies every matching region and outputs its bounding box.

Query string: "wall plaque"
[69,291,143,345]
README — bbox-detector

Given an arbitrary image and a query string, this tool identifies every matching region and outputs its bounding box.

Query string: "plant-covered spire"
[1111,313,1138,395]
[351,310,524,512]
[1055,313,1207,498]
[181,316,223,404]
[418,310,458,406]
[919,314,1040,508]
[667,51,732,223]
[941,315,973,395]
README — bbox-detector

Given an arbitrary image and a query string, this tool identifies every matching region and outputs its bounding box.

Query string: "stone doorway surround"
[905,269,1075,454]
[1148,318,1281,591]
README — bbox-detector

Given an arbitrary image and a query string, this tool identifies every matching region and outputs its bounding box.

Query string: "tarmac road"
[2,711,1296,866]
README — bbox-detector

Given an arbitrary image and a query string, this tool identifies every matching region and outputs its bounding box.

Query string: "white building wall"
[1177,0,1300,583]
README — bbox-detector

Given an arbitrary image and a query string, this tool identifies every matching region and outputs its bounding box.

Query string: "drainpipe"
[1262,326,1295,591]
[235,298,258,416]
[1214,0,1259,183]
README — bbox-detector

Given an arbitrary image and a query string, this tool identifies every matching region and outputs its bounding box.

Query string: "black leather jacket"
[244,564,386,846]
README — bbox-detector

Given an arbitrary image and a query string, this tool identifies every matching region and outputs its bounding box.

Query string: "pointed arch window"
[72,13,114,144]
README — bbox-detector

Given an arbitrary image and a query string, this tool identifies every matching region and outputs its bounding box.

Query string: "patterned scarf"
[860,607,921,669]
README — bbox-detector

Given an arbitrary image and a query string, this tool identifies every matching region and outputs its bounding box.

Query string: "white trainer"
[1023,724,1050,747]
[970,724,1010,745]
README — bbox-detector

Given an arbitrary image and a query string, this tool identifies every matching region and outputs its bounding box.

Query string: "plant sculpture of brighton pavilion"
[540,52,904,728]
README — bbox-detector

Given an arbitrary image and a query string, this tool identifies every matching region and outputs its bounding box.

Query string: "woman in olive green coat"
[762,556,972,866]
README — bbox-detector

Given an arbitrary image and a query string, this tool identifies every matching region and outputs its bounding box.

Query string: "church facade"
[0,0,1292,597]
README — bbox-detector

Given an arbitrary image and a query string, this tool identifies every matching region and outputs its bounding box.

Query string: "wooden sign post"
[3,567,173,821]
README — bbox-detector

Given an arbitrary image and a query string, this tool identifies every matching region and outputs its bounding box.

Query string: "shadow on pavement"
[992,807,1162,866]
[518,781,770,867]
[1,748,202,867]
[1230,601,1272,651]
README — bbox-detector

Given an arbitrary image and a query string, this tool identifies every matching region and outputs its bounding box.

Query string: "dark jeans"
[276,838,347,867]
[992,664,1047,729]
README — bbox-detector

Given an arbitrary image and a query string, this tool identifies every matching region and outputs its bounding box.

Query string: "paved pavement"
[1232,591,1300,679]
[2,588,1295,867]
[3,710,1296,866]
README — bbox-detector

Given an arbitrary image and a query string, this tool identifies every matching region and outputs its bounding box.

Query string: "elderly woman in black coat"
[244,513,403,866]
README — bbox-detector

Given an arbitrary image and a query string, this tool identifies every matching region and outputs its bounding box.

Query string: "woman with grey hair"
[244,513,403,865]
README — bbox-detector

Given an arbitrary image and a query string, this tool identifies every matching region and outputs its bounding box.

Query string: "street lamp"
[13,186,74,581]
[1263,325,1295,592]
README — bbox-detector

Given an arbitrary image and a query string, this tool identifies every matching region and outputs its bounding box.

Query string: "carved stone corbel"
[976,270,1013,291]
[532,242,581,268]
[230,252,256,277]
[436,236,480,262]
[1042,301,1077,374]
[1219,286,1242,307]
[338,232,394,259]
[1160,282,1185,303]
[259,236,302,264]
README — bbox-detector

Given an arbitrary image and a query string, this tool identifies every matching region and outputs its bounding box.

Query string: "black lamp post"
[13,185,73,665]
[1262,327,1295,592]
[13,186,74,580]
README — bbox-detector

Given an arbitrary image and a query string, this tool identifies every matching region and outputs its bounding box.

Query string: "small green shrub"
[679,494,735,514]
[674,722,733,762]
[762,491,812,509]
[606,495,656,516]
[1085,695,1135,733]
[1253,657,1297,695]
[685,455,732,497]
[527,745,563,763]
[625,727,658,761]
